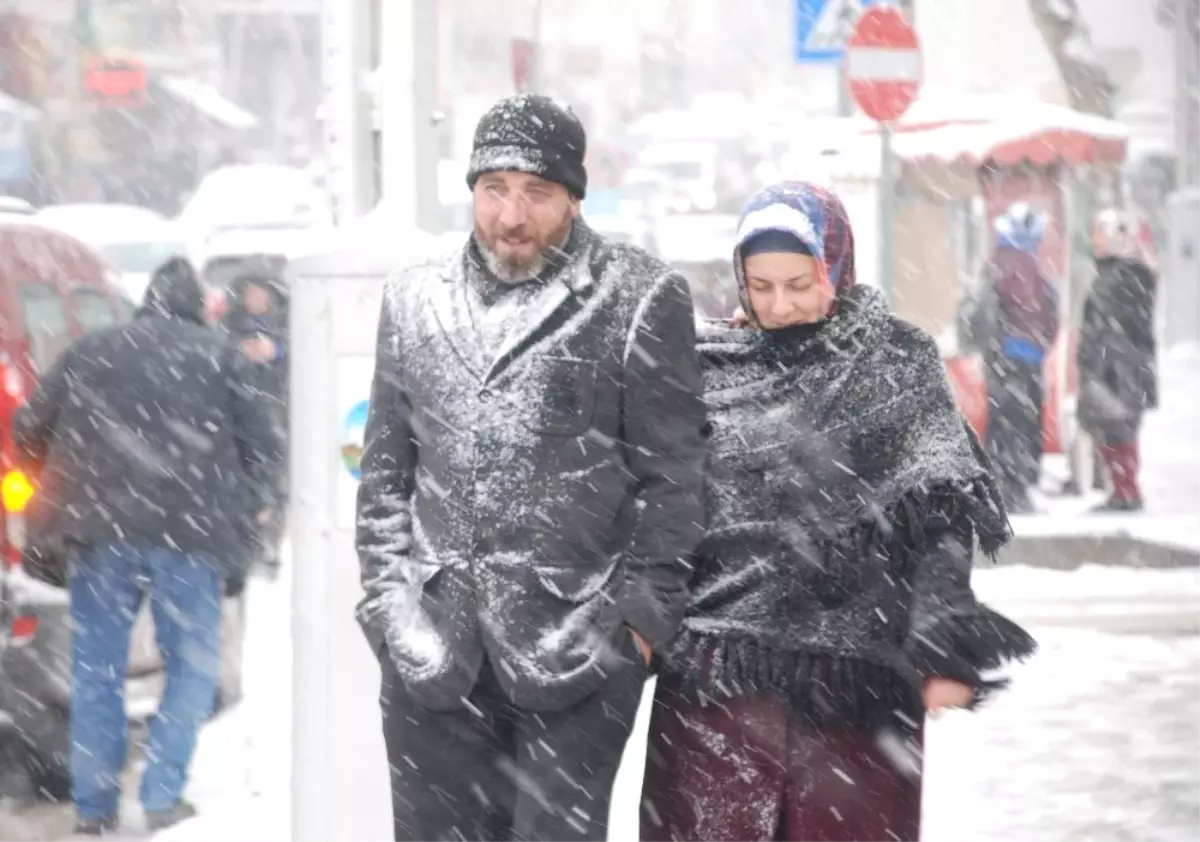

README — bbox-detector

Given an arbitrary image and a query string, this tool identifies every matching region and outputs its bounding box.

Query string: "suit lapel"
[483,258,595,385]
[428,249,487,382]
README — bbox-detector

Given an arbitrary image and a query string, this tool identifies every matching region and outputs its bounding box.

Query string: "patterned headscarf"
[732,181,857,326]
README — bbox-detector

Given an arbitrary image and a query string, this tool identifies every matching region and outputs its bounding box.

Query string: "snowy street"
[3,561,1196,841]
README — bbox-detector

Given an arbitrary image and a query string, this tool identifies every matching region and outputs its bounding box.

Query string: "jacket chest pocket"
[522,355,597,436]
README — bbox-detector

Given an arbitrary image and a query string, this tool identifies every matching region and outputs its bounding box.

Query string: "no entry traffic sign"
[847,5,921,123]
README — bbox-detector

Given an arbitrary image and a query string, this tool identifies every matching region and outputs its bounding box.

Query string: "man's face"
[242,283,272,316]
[473,171,579,282]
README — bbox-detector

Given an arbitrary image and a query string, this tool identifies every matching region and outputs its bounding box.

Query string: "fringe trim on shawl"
[666,631,924,731]
[905,603,1038,708]
[820,476,1013,567]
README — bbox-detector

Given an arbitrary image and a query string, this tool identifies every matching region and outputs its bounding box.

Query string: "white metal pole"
[321,0,371,224]
[879,122,895,302]
[380,0,418,229]
[531,0,544,93]
[413,0,443,233]
[290,274,334,842]
[1178,0,1200,188]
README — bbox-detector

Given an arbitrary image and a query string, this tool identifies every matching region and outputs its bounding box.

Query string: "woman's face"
[743,252,833,328]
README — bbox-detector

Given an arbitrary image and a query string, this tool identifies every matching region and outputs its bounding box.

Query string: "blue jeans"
[70,543,222,820]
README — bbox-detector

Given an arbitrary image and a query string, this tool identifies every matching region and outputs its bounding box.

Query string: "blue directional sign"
[794,0,878,63]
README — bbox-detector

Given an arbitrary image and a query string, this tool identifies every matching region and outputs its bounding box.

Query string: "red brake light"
[10,613,37,643]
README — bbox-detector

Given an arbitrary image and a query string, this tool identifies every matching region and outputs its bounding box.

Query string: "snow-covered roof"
[887,94,1128,168]
[160,76,258,130]
[797,95,1130,180]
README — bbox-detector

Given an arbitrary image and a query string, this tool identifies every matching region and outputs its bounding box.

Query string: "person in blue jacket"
[978,203,1061,514]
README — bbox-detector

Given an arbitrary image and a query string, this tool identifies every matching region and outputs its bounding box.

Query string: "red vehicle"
[0,220,132,569]
[0,220,133,781]
[0,219,247,798]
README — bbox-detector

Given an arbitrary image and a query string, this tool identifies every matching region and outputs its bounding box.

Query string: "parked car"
[33,202,164,234]
[34,203,186,305]
[179,163,333,266]
[0,218,247,798]
[0,196,35,219]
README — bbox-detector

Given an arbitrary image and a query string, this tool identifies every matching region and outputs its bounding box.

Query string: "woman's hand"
[923,677,974,716]
[731,307,750,327]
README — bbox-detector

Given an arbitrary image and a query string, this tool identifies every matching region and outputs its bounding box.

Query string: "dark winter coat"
[666,183,1035,727]
[1077,256,1158,441]
[221,285,289,406]
[974,247,1060,365]
[12,259,272,584]
[355,221,707,713]
[221,297,290,502]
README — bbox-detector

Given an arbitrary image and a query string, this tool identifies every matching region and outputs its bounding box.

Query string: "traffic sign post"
[847,4,921,303]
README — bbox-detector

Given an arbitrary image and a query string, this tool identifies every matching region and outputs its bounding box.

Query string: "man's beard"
[481,243,549,284]
[476,218,572,284]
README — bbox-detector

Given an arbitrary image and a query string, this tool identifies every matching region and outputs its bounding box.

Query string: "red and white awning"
[881,95,1128,168]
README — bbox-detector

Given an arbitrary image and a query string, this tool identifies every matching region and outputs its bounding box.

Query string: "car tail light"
[2,470,33,515]
[10,613,37,644]
[0,352,24,400]
[2,470,32,568]
[2,366,22,399]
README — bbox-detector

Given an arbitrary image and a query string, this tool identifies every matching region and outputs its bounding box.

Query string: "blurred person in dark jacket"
[1077,210,1159,512]
[13,258,271,835]
[221,273,289,572]
[975,203,1060,514]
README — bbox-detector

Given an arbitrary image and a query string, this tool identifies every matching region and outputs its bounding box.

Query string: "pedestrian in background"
[222,273,289,572]
[1078,209,1159,512]
[976,202,1060,514]
[13,257,271,835]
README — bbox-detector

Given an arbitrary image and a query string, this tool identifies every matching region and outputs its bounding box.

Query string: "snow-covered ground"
[153,569,292,842]
[138,562,1200,842]
[1017,343,1200,549]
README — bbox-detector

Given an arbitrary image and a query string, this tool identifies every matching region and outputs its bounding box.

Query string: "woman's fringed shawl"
[669,287,1036,727]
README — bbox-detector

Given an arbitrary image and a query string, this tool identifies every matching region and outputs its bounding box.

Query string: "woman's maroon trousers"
[640,675,923,842]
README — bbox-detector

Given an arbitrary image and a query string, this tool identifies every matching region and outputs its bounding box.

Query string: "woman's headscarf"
[1093,207,1158,273]
[994,202,1048,255]
[732,181,857,327]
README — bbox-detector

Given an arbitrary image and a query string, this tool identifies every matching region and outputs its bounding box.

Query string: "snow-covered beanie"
[994,201,1047,254]
[466,94,588,199]
[732,181,856,326]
